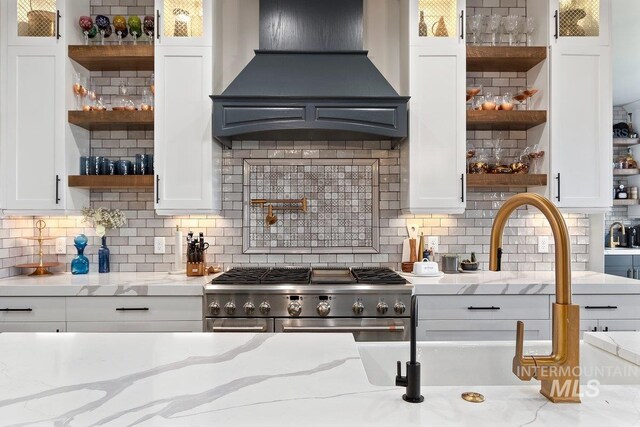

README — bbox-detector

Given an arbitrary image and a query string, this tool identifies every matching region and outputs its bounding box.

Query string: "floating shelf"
[613,199,640,206]
[467,174,547,188]
[613,138,640,146]
[613,169,640,176]
[68,175,154,189]
[467,46,547,72]
[467,110,547,130]
[68,110,154,131]
[68,45,154,71]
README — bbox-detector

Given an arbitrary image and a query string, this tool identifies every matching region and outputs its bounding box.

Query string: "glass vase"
[71,234,89,275]
[98,236,110,273]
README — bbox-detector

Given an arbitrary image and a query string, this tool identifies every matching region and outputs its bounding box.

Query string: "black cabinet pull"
[603,327,609,332]
[55,175,61,204]
[460,11,464,40]
[585,306,618,310]
[467,306,501,311]
[554,10,559,40]
[461,174,465,203]
[592,327,598,332]
[156,175,160,203]
[116,307,149,312]
[56,10,61,40]
[157,10,161,40]
[0,308,32,312]
[555,173,561,202]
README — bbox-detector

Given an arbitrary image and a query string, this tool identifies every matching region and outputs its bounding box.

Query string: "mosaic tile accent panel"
[243,159,380,254]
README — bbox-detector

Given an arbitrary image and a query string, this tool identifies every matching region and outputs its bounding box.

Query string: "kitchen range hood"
[211,0,409,148]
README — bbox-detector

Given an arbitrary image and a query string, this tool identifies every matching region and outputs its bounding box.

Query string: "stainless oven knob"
[259,301,271,315]
[394,302,406,315]
[243,302,255,315]
[288,301,302,317]
[224,302,236,315]
[317,301,331,317]
[208,302,220,315]
[376,302,389,315]
[352,301,364,315]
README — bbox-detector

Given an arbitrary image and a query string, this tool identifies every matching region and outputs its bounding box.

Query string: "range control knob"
[224,302,236,315]
[376,302,389,315]
[352,301,365,315]
[243,302,255,315]
[259,301,271,315]
[208,301,221,315]
[288,301,302,317]
[317,301,331,317]
[394,302,406,315]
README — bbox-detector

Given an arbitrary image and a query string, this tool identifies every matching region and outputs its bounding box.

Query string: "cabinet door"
[403,42,466,214]
[410,0,464,46]
[154,46,217,213]
[550,44,611,210]
[550,0,611,47]
[4,46,64,211]
[154,0,212,47]
[7,0,63,46]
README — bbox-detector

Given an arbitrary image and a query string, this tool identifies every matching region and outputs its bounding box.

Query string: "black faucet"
[396,294,424,403]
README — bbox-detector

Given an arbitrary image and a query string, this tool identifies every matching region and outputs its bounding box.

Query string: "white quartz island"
[0,333,639,426]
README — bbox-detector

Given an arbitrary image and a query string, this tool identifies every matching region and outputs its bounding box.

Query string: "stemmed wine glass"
[487,14,502,46]
[502,15,519,46]
[523,17,536,46]
[528,144,545,174]
[467,15,484,45]
[72,73,84,111]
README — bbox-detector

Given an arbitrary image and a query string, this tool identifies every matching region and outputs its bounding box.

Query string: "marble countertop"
[0,333,638,426]
[585,332,640,367]
[406,270,640,295]
[0,272,207,296]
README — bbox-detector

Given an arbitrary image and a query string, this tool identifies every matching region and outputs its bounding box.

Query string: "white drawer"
[418,295,550,320]
[417,319,551,341]
[0,297,65,322]
[0,322,66,332]
[66,321,203,332]
[66,297,202,322]
[574,295,640,320]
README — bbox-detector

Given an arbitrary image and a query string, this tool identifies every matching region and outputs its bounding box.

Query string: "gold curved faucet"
[489,193,580,403]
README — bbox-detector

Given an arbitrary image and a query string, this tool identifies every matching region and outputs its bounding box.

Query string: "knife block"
[186,261,206,277]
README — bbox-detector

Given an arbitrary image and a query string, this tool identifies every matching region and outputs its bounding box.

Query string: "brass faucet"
[609,221,625,248]
[489,193,580,403]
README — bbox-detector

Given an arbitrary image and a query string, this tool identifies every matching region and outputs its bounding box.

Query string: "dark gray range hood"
[211,0,409,148]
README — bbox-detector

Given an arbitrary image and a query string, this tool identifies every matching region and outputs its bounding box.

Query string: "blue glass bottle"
[71,234,89,275]
[98,236,110,273]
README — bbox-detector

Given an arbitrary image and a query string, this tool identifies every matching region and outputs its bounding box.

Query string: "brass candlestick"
[16,220,62,276]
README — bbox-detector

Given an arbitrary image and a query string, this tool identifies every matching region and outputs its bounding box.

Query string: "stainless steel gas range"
[204,267,412,341]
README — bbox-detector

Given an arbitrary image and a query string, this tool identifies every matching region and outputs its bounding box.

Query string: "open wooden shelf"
[68,110,154,131]
[613,169,640,176]
[467,110,547,130]
[68,45,154,71]
[467,46,547,72]
[467,174,547,188]
[613,199,640,206]
[68,175,154,189]
[614,138,640,146]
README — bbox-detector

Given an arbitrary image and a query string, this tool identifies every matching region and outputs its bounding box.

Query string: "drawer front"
[0,322,66,332]
[66,297,202,322]
[604,255,632,267]
[418,296,550,320]
[66,321,202,333]
[417,320,551,341]
[0,297,65,322]
[574,295,640,320]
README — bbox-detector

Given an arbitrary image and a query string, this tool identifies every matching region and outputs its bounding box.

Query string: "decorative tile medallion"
[243,159,380,254]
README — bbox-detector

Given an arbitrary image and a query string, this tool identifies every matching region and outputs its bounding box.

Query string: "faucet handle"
[513,321,535,380]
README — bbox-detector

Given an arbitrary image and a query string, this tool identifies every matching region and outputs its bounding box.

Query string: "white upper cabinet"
[7,0,63,46]
[549,0,612,211]
[402,0,466,214]
[154,0,213,47]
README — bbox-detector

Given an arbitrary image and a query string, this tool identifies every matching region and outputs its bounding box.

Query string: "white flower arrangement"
[81,207,126,237]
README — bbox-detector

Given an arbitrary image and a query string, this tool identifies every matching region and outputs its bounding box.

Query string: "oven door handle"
[281,325,405,333]
[212,325,267,332]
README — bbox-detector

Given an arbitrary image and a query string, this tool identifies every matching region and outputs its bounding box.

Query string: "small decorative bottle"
[98,236,110,273]
[419,11,428,37]
[71,234,89,275]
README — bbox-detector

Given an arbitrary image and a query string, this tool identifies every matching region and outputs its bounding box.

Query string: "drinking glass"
[72,73,84,111]
[524,17,536,46]
[467,15,484,45]
[487,14,502,46]
[149,73,155,95]
[528,144,545,174]
[502,15,519,46]
[512,16,525,46]
[500,93,514,111]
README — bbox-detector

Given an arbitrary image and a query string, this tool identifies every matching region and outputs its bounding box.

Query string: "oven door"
[275,318,409,341]
[206,318,274,333]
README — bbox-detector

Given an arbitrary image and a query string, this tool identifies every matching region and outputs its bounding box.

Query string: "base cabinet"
[417,319,550,341]
[66,321,202,333]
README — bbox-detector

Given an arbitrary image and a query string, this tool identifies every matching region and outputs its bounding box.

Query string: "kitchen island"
[0,332,638,426]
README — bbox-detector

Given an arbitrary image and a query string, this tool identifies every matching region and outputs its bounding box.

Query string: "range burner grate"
[351,268,407,285]
[210,268,269,285]
[260,268,311,285]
